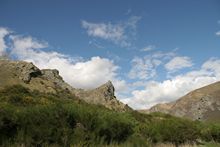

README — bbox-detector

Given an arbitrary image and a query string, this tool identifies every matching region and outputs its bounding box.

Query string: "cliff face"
[0,60,131,111]
[142,82,220,121]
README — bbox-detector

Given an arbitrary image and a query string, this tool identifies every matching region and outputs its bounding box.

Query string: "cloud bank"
[123,58,220,109]
[1,29,126,92]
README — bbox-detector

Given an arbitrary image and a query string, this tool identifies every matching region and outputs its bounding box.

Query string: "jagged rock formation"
[74,81,131,111]
[141,82,220,121]
[0,60,73,93]
[0,60,131,111]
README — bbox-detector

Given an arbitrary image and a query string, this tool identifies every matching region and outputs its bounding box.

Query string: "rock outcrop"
[0,60,74,93]
[74,81,131,111]
[141,82,220,121]
[0,60,131,111]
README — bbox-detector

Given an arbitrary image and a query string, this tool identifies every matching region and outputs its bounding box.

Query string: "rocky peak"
[95,80,115,100]
[0,60,131,112]
[73,80,132,111]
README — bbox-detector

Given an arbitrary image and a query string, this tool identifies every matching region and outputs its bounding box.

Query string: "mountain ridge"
[141,81,220,121]
[0,59,131,111]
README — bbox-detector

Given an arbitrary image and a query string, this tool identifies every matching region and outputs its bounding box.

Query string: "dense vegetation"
[0,85,219,146]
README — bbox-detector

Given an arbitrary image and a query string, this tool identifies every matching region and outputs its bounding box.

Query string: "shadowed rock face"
[141,82,220,121]
[0,60,131,111]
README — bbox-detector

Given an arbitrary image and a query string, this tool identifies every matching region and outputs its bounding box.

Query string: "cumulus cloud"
[10,35,48,58]
[165,56,193,72]
[216,31,220,36]
[123,58,220,109]
[81,16,141,47]
[0,27,11,56]
[140,45,155,52]
[6,34,126,91]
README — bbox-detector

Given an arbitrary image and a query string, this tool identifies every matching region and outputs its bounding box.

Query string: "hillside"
[0,60,130,111]
[143,81,220,122]
[0,84,220,146]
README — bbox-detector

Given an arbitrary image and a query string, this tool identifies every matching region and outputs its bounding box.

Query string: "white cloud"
[126,16,141,30]
[202,57,220,77]
[123,58,220,109]
[216,31,220,36]
[81,16,141,47]
[3,26,220,111]
[10,35,48,50]
[128,56,159,80]
[88,39,104,49]
[128,51,175,80]
[140,45,155,52]
[165,56,193,72]
[10,35,48,58]
[9,35,126,91]
[82,20,125,43]
[0,27,11,56]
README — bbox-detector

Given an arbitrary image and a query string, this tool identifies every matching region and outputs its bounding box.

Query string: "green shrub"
[0,85,219,146]
[200,123,220,142]
[96,112,134,143]
[142,117,199,145]
[0,105,18,144]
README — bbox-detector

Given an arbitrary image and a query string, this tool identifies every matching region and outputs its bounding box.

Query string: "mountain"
[1,59,220,146]
[141,81,220,121]
[0,59,131,111]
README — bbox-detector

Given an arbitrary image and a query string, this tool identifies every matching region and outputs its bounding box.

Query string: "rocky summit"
[142,81,220,122]
[0,59,131,111]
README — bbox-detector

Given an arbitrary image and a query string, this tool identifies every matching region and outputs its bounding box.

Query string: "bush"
[200,122,220,142]
[96,112,134,143]
[0,85,219,146]
[142,117,200,145]
[0,105,18,144]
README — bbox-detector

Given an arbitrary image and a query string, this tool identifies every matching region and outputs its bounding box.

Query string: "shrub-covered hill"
[0,60,130,112]
[0,85,220,146]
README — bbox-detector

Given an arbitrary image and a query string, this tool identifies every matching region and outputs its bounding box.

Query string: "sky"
[0,0,220,109]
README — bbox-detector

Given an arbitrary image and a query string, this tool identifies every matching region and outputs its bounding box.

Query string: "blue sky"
[0,0,220,109]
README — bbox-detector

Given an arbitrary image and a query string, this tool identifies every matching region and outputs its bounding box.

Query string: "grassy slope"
[0,85,219,147]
